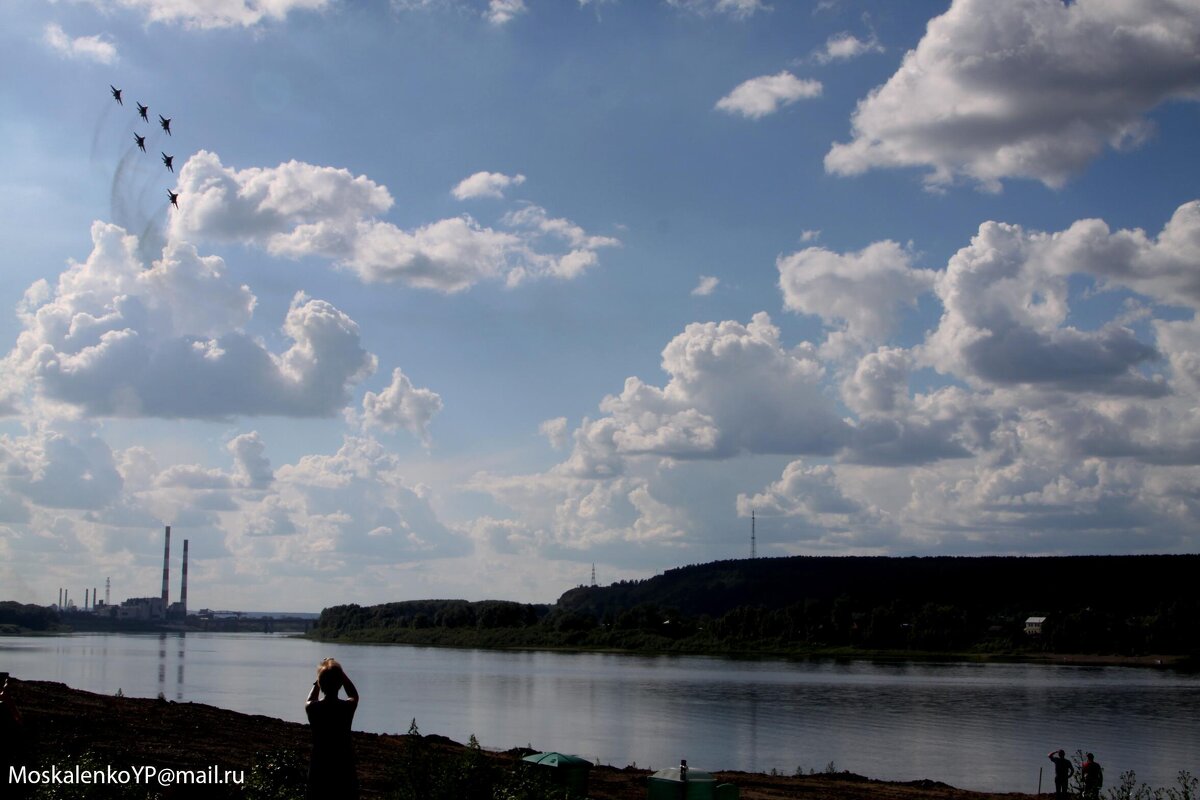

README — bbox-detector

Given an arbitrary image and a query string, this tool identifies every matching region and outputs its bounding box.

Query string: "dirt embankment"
[2,679,1037,800]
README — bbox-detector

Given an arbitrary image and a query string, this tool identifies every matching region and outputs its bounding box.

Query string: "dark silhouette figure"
[137,102,149,122]
[162,152,174,172]
[1048,749,1073,799]
[167,190,179,209]
[110,85,122,105]
[159,114,172,135]
[1082,753,1103,800]
[135,133,146,152]
[305,658,359,799]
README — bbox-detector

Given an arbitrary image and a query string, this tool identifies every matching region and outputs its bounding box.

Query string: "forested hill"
[312,555,1200,657]
[554,554,1200,619]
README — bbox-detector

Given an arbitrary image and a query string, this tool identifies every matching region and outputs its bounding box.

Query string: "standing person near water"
[1082,752,1103,800]
[1048,749,1074,799]
[305,658,360,799]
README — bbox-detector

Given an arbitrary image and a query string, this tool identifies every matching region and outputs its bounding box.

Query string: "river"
[1,632,1196,792]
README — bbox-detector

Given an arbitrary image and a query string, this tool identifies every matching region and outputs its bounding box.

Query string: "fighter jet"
[110,85,122,105]
[159,115,172,136]
[135,133,146,152]
[161,152,174,172]
[167,190,179,209]
[137,103,149,122]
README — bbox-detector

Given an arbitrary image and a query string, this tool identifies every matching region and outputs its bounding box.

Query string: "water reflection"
[2,634,1197,793]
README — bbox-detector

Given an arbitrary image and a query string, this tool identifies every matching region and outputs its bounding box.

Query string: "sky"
[1,0,1199,613]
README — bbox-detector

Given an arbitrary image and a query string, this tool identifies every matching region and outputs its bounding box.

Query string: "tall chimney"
[162,525,171,610]
[59,588,63,608]
[180,539,189,617]
[85,589,89,609]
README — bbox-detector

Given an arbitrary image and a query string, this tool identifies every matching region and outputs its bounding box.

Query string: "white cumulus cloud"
[99,0,331,29]
[452,171,527,200]
[812,32,883,64]
[691,276,719,297]
[171,151,616,292]
[667,0,767,19]
[716,71,822,119]
[486,0,527,25]
[43,24,118,64]
[3,222,375,419]
[361,368,444,446]
[825,0,1200,190]
[778,240,936,348]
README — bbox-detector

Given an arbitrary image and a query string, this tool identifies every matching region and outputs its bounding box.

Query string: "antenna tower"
[591,563,597,587]
[751,510,756,560]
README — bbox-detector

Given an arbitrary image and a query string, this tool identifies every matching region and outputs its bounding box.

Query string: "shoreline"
[302,632,1192,670]
[3,678,1039,799]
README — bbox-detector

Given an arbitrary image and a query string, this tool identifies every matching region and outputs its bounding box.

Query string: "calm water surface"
[2,632,1197,792]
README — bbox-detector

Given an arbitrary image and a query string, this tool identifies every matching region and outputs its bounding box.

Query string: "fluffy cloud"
[826,0,1200,190]
[4,222,375,418]
[227,432,273,490]
[468,471,688,559]
[923,214,1177,396]
[736,460,896,549]
[812,32,883,64]
[452,171,527,200]
[99,0,331,29]
[171,152,616,291]
[715,72,822,119]
[0,425,123,511]
[690,276,719,297]
[539,417,569,449]
[485,0,527,25]
[778,240,936,347]
[240,435,468,562]
[360,368,444,446]
[558,313,847,477]
[667,0,766,19]
[43,23,117,64]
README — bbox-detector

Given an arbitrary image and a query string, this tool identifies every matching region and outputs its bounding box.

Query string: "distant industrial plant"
[55,526,189,622]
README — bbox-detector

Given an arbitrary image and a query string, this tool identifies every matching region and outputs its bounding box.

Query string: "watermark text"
[9,764,244,788]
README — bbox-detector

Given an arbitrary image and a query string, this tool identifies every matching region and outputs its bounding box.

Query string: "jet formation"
[112,84,181,208]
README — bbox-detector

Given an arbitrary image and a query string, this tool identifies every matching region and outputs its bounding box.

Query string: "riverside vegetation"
[309,555,1200,661]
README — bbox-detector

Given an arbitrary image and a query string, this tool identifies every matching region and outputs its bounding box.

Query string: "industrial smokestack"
[59,588,63,608]
[85,589,89,609]
[162,525,171,610]
[180,539,189,617]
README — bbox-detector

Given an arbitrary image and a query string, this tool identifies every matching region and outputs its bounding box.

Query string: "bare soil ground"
[3,679,1039,799]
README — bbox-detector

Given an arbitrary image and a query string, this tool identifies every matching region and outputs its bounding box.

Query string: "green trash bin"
[647,765,717,800]
[521,751,592,797]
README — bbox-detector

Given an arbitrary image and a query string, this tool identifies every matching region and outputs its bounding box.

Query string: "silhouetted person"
[1082,752,1103,800]
[1048,749,1073,799]
[305,658,359,799]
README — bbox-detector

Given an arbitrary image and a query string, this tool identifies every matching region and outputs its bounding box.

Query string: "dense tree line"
[0,601,61,632]
[310,556,1200,658]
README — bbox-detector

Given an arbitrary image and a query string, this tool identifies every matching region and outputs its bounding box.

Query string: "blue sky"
[2,0,1198,611]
